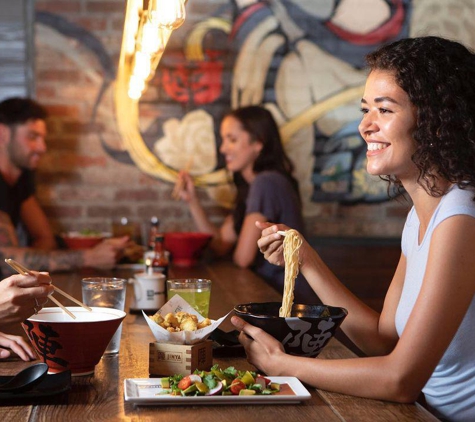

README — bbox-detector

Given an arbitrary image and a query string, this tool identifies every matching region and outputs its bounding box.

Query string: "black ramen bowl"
[234,302,348,357]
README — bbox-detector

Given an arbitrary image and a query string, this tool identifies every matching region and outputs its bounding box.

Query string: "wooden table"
[0,260,438,421]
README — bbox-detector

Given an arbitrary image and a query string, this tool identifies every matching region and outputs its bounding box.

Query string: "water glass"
[166,279,211,317]
[81,277,126,355]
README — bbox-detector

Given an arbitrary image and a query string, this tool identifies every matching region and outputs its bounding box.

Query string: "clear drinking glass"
[166,279,211,317]
[81,278,126,354]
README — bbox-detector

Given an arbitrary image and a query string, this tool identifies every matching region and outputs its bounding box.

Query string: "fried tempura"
[150,311,212,331]
[180,317,198,331]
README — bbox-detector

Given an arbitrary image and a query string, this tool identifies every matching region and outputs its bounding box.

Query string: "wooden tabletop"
[0,260,438,421]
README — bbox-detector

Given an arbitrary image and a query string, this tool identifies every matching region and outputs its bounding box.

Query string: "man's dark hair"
[0,97,48,125]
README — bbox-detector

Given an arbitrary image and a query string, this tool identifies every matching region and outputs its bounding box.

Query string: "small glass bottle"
[147,216,160,251]
[151,234,169,278]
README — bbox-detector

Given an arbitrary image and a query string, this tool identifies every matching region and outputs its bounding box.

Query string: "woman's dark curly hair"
[366,36,475,198]
[224,105,301,233]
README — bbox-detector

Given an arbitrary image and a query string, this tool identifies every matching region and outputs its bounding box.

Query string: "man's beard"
[8,141,37,171]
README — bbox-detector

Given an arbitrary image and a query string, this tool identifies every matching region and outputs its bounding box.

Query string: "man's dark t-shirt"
[0,170,35,227]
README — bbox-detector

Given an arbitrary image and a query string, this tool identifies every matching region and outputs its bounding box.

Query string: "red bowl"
[164,232,212,267]
[62,232,109,249]
[22,307,126,376]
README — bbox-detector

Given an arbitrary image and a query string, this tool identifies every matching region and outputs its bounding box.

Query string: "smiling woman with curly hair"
[236,36,475,422]
[366,36,475,198]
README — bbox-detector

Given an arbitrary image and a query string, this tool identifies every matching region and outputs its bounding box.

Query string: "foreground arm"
[0,237,129,275]
[244,216,475,402]
[1,212,129,273]
[256,221,400,355]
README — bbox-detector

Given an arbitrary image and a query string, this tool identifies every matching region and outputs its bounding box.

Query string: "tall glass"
[81,277,126,355]
[166,279,211,317]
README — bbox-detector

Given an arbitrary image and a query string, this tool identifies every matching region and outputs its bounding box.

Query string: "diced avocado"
[182,384,198,395]
[269,382,280,391]
[160,378,170,388]
[239,389,256,396]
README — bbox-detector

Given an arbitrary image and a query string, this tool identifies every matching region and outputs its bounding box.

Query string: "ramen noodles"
[279,229,302,317]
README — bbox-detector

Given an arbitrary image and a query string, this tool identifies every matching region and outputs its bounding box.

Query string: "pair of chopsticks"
[4,258,92,320]
[171,157,193,200]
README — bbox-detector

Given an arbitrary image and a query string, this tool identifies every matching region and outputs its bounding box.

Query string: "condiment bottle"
[151,234,169,278]
[147,216,160,251]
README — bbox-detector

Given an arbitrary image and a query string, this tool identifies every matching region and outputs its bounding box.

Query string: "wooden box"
[149,341,213,376]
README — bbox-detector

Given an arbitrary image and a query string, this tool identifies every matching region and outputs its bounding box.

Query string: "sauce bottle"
[151,234,169,278]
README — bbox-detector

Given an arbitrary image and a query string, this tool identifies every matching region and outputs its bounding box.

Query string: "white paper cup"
[131,272,166,311]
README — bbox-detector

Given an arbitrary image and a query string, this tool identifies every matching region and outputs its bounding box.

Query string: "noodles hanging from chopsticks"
[279,229,302,317]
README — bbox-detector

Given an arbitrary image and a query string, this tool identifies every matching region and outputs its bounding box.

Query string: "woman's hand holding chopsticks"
[0,267,52,361]
[0,270,54,325]
[4,258,92,319]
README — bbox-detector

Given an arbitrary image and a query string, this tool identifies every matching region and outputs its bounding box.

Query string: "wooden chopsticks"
[4,258,92,319]
[171,157,193,200]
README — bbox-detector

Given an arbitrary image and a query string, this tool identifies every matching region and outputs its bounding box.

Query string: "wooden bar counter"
[0,260,438,421]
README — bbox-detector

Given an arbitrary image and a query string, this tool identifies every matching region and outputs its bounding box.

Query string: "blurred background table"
[0,260,438,421]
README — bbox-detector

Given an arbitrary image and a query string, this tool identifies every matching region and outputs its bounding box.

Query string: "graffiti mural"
[149,0,411,212]
[36,0,475,214]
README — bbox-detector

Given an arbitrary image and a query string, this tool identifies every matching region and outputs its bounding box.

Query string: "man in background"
[0,97,127,276]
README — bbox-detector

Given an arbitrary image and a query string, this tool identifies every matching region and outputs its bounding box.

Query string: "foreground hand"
[255,222,290,267]
[0,272,53,325]
[231,316,285,375]
[0,331,36,361]
[85,236,129,269]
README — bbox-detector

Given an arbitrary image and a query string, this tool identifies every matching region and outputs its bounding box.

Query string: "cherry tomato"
[230,379,246,395]
[177,376,192,390]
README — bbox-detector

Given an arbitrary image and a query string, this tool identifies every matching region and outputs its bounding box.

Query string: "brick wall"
[33,0,412,240]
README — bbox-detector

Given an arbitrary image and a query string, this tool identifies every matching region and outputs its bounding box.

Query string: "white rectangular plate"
[124,376,311,405]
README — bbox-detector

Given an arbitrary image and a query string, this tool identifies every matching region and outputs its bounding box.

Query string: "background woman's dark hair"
[225,105,301,232]
[366,36,475,198]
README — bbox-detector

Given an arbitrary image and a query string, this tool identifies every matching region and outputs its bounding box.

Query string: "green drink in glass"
[166,279,212,317]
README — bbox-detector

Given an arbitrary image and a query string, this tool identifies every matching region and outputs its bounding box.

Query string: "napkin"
[143,295,229,345]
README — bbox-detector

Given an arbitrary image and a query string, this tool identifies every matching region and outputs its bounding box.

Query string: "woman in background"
[233,36,475,422]
[176,105,317,303]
